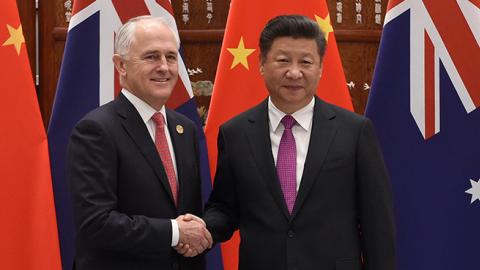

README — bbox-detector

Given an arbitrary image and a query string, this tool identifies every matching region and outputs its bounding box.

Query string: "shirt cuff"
[171,219,179,247]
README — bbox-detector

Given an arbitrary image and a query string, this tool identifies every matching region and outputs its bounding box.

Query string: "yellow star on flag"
[315,14,333,42]
[227,36,256,70]
[2,24,25,55]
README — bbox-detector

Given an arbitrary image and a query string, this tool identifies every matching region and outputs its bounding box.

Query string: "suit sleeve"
[356,118,396,270]
[67,118,172,255]
[203,125,239,243]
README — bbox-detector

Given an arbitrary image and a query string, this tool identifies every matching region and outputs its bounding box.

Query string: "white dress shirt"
[269,97,314,191]
[122,89,180,246]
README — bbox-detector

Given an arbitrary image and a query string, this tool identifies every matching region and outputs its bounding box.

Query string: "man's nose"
[156,56,169,71]
[286,64,303,79]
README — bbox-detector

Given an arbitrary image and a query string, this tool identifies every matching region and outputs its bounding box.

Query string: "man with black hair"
[201,14,396,270]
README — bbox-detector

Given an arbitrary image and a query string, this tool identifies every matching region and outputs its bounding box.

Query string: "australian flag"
[47,1,223,269]
[365,0,480,269]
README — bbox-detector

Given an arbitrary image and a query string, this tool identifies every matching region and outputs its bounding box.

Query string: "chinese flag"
[0,1,61,269]
[204,0,352,269]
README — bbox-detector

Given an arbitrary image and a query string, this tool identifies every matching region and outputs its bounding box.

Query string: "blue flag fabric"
[48,1,223,269]
[48,12,99,270]
[365,1,480,269]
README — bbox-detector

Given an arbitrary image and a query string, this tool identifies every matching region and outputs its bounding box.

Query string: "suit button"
[172,262,179,270]
[288,230,294,238]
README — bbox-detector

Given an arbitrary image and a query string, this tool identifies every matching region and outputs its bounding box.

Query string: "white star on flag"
[465,179,480,204]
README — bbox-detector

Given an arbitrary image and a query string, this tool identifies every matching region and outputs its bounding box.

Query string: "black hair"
[259,14,327,61]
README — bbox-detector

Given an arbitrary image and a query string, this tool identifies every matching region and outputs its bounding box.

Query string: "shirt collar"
[268,97,315,132]
[121,88,167,125]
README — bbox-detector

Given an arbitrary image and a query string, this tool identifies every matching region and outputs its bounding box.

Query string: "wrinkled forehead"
[138,22,177,42]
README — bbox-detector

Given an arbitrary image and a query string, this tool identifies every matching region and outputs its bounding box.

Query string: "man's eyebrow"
[141,49,177,56]
[141,50,159,56]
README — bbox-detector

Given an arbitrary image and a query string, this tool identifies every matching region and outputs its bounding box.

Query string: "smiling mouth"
[151,78,169,83]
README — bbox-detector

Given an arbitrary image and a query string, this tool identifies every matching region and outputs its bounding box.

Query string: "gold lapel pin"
[176,125,184,134]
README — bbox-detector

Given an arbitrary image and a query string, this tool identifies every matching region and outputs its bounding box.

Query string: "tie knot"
[281,115,296,130]
[151,112,165,127]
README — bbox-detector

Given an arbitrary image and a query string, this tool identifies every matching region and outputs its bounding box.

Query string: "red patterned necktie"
[151,112,178,206]
[276,115,297,214]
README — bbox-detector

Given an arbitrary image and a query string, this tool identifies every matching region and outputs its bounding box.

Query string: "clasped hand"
[175,214,212,257]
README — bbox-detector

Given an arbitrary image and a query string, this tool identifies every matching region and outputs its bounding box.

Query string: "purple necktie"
[276,115,297,214]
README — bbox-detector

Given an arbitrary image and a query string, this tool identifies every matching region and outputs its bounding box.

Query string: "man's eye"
[166,55,177,62]
[145,55,159,61]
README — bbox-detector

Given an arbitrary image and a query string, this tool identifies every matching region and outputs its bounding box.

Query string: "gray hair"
[114,15,180,58]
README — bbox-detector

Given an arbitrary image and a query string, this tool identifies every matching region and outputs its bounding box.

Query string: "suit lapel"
[115,94,177,208]
[290,97,337,220]
[245,100,291,220]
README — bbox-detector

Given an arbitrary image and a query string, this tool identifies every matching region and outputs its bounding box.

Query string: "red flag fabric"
[0,1,61,269]
[205,0,352,269]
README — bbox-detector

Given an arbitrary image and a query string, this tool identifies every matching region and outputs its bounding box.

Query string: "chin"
[284,93,307,102]
[152,88,173,96]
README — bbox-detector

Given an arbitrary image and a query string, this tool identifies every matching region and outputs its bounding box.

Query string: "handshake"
[175,214,212,257]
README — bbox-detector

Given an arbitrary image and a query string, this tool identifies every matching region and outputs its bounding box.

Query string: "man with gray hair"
[67,15,211,270]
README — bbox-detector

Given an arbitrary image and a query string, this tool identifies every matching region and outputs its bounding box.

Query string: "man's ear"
[112,54,127,76]
[319,62,323,78]
[259,55,265,75]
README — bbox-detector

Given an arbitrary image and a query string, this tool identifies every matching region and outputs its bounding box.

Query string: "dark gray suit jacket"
[204,96,395,270]
[68,94,205,270]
